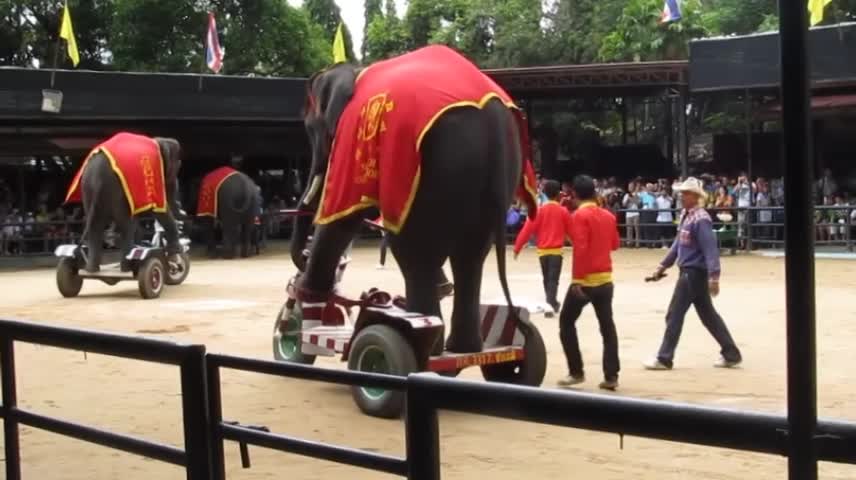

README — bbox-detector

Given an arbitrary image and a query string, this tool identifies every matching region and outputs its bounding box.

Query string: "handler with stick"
[644,177,743,370]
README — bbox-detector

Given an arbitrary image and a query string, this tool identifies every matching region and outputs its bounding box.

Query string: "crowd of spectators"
[509,169,856,249]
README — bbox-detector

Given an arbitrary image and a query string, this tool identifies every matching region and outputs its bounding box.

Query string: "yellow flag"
[59,1,80,67]
[808,0,831,26]
[333,22,347,64]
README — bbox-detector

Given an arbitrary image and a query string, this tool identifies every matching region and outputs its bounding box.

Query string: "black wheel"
[272,303,316,365]
[138,257,165,299]
[165,253,190,285]
[347,325,417,418]
[481,325,547,386]
[56,257,83,298]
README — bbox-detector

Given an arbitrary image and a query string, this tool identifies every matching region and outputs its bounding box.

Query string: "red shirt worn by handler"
[66,132,167,215]
[316,45,539,233]
[570,201,620,287]
[197,166,239,217]
[513,201,574,256]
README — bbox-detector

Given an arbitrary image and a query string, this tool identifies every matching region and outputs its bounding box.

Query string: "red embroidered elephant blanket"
[316,45,539,233]
[65,132,167,215]
[197,166,239,217]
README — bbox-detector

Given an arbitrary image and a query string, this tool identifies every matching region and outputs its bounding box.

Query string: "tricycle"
[273,243,547,419]
[54,219,191,299]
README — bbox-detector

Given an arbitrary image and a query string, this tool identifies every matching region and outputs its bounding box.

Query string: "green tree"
[363,2,408,62]
[363,0,383,58]
[598,0,710,61]
[0,0,113,69]
[212,0,330,76]
[111,0,199,72]
[304,0,357,63]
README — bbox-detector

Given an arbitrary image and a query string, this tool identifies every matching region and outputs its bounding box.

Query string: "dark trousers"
[379,233,389,265]
[539,254,562,311]
[559,282,620,381]
[656,268,742,367]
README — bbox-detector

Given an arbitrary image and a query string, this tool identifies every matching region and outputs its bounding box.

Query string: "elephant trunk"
[290,173,324,271]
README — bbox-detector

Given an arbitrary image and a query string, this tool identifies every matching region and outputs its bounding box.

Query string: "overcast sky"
[286,0,408,58]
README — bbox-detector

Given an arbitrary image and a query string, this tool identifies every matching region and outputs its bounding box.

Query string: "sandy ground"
[2,243,856,480]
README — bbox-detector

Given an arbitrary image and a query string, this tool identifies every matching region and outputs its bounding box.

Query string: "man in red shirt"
[558,175,621,391]
[513,180,574,317]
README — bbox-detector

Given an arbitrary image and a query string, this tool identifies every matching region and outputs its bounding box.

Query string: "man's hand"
[571,284,587,299]
[651,265,666,280]
[709,279,720,297]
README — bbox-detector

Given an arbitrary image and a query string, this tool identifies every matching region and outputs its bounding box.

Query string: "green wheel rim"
[357,346,389,400]
[277,305,303,360]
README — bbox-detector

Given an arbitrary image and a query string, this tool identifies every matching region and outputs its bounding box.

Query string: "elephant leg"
[222,223,238,259]
[116,217,136,271]
[205,220,217,258]
[445,237,492,354]
[83,213,107,273]
[239,220,251,258]
[301,215,363,295]
[153,212,180,254]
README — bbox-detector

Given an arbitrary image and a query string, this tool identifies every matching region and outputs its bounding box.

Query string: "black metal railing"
[403,374,856,480]
[205,354,409,479]
[0,318,213,480]
[4,316,856,479]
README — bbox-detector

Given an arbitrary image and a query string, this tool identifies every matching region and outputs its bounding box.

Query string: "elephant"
[291,46,538,354]
[195,168,263,259]
[70,132,183,273]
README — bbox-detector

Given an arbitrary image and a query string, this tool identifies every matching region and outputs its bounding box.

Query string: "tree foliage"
[304,0,357,63]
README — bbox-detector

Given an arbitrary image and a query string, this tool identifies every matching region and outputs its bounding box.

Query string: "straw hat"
[674,177,707,199]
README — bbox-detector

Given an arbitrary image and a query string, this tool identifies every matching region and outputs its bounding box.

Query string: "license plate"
[455,350,518,369]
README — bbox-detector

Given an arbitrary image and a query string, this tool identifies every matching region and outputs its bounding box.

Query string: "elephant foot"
[83,263,100,273]
[444,334,483,354]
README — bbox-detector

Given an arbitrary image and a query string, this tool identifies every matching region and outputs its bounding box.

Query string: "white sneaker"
[642,358,672,370]
[375,264,385,270]
[557,375,585,387]
[714,356,742,369]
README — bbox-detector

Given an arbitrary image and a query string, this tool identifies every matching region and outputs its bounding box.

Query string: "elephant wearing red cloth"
[291,46,538,354]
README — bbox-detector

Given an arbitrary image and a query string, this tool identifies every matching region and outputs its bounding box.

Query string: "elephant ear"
[316,66,357,137]
[154,137,182,177]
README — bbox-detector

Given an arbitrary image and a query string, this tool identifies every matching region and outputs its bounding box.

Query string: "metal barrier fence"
[4,316,856,479]
[612,205,855,251]
[0,220,85,257]
[0,319,213,480]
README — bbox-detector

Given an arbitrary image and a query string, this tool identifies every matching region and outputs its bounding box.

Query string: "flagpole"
[198,12,208,92]
[50,36,61,88]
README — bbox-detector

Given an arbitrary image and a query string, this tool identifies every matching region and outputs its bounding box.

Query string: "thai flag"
[660,0,682,23]
[206,12,224,73]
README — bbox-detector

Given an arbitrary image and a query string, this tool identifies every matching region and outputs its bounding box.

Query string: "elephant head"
[291,65,358,271]
[153,137,184,219]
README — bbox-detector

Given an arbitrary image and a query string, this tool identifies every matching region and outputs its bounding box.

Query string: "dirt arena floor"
[2,243,856,479]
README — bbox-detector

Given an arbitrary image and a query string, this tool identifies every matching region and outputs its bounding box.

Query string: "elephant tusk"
[303,175,322,206]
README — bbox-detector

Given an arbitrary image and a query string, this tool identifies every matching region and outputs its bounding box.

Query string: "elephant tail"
[488,102,518,314]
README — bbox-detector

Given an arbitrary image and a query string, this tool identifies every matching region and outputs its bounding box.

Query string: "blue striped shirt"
[661,207,721,280]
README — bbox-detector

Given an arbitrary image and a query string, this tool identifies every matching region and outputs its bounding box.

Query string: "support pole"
[665,95,674,167]
[778,1,818,479]
[2,339,21,480]
[678,90,689,177]
[621,98,628,145]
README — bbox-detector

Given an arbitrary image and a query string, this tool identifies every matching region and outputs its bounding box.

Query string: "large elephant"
[195,167,262,259]
[68,132,183,273]
[291,46,538,353]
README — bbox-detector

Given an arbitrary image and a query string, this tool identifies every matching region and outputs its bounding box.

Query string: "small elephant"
[65,132,183,272]
[292,46,538,353]
[195,167,262,259]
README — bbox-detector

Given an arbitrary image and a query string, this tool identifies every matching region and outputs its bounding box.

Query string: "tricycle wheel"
[165,252,190,285]
[138,257,165,299]
[481,325,547,387]
[272,303,315,365]
[56,257,83,298]
[348,325,416,418]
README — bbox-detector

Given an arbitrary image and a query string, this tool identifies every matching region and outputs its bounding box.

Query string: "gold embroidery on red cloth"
[354,93,394,184]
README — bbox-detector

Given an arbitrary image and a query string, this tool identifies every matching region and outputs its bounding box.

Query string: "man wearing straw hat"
[644,177,743,370]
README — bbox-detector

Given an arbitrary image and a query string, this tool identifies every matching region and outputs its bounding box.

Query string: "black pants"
[379,233,389,266]
[539,254,562,311]
[559,282,620,381]
[656,268,742,367]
